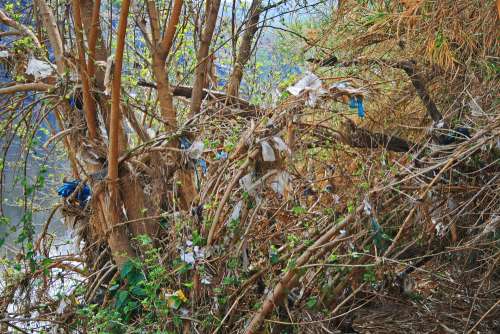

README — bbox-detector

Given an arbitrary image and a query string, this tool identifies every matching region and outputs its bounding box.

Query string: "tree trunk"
[107,0,135,268]
[34,0,65,75]
[71,0,98,140]
[226,0,261,98]
[190,0,222,116]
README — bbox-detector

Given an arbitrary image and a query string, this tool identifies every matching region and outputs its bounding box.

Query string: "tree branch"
[72,0,98,139]
[0,83,52,94]
[190,0,222,117]
[339,58,444,123]
[34,0,65,74]
[0,9,41,48]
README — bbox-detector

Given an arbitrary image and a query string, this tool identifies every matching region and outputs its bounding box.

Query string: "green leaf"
[120,260,134,280]
[306,296,317,309]
[131,286,147,297]
[115,290,129,309]
[292,206,306,215]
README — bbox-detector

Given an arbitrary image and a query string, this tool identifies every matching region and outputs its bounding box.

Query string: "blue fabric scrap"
[57,180,91,207]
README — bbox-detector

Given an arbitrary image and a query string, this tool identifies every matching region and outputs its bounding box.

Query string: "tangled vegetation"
[0,0,499,333]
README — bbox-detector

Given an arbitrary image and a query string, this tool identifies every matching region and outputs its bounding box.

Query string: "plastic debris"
[227,200,243,224]
[215,151,228,160]
[435,119,445,129]
[180,251,195,264]
[103,55,114,96]
[179,240,205,265]
[349,96,357,108]
[57,180,91,207]
[165,290,188,309]
[269,171,291,195]
[198,159,208,175]
[240,173,255,196]
[287,71,326,107]
[348,96,365,118]
[332,194,340,204]
[363,198,372,216]
[180,137,192,150]
[179,137,207,175]
[146,128,156,139]
[188,141,205,160]
[260,140,276,162]
[356,96,365,118]
[0,51,9,58]
[330,80,368,95]
[272,136,290,154]
[26,58,54,80]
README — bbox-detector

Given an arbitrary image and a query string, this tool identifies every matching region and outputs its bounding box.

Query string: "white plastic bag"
[272,136,290,154]
[227,200,243,224]
[269,171,291,195]
[287,72,326,107]
[260,140,276,162]
[188,141,205,159]
[26,58,54,80]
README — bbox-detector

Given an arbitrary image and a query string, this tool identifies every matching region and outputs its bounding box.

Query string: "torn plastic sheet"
[227,200,243,225]
[269,171,291,195]
[240,171,279,197]
[348,96,365,118]
[287,71,326,107]
[349,96,357,108]
[188,141,205,160]
[363,198,372,216]
[215,151,228,160]
[146,128,156,139]
[272,136,291,154]
[179,240,205,265]
[330,81,368,96]
[26,58,54,80]
[260,140,276,162]
[240,173,256,196]
[0,50,9,58]
[434,119,445,129]
[356,97,365,118]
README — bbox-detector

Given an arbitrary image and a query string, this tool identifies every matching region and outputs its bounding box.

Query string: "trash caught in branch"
[57,180,91,207]
[287,71,326,107]
[26,58,54,80]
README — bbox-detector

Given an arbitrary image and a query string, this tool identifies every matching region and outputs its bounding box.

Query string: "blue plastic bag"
[357,97,365,118]
[349,96,357,108]
[57,180,91,207]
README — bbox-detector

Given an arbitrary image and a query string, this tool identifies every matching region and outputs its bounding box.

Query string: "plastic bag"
[269,171,291,195]
[188,141,205,160]
[260,140,276,162]
[272,136,290,154]
[287,72,326,107]
[26,58,54,80]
